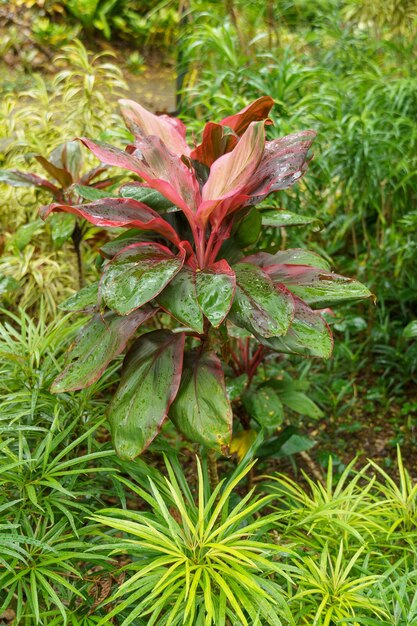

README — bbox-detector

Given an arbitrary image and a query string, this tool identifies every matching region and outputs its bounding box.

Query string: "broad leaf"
[51,307,155,393]
[72,184,115,201]
[230,263,294,338]
[230,429,257,461]
[101,242,184,315]
[256,296,333,358]
[196,260,236,327]
[244,248,331,271]
[242,386,284,428]
[49,141,83,180]
[119,98,190,157]
[201,121,265,208]
[157,267,204,333]
[109,330,185,459]
[280,391,323,419]
[220,96,274,135]
[40,198,181,246]
[59,282,99,312]
[244,130,316,201]
[0,169,59,193]
[79,137,199,216]
[260,210,318,228]
[404,320,417,339]
[11,219,44,250]
[265,265,373,308]
[35,155,73,188]
[120,183,177,213]
[48,213,76,247]
[257,425,314,458]
[169,349,232,451]
[190,123,238,168]
[99,229,148,259]
[233,208,262,247]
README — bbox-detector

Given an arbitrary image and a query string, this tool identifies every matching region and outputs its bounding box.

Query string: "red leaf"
[40,198,181,246]
[220,96,275,135]
[79,137,199,217]
[190,123,238,167]
[35,156,73,188]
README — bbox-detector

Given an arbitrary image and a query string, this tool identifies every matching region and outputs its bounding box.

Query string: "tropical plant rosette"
[41,96,371,459]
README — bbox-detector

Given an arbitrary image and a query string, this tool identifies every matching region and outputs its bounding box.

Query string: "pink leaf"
[79,137,199,218]
[190,123,238,167]
[40,198,181,246]
[198,121,266,227]
[119,99,190,157]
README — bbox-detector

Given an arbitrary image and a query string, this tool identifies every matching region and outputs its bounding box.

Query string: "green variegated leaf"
[157,267,204,333]
[242,386,284,428]
[234,208,262,247]
[101,242,184,315]
[11,219,44,250]
[51,307,155,393]
[58,282,99,312]
[230,263,293,338]
[109,330,185,459]
[266,264,372,308]
[99,230,150,259]
[256,297,333,358]
[170,349,232,451]
[279,391,323,419]
[244,248,331,271]
[260,210,318,228]
[49,213,76,247]
[196,261,236,327]
[120,183,177,213]
[72,184,115,201]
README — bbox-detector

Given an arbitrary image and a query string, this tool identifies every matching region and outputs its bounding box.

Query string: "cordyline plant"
[41,96,371,460]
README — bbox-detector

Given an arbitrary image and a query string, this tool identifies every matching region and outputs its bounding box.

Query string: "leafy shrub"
[41,97,371,460]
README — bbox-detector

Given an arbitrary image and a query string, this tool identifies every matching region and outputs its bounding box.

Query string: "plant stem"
[207,449,219,490]
[72,223,84,289]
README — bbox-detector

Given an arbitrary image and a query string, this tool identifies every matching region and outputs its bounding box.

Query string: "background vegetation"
[0,0,416,623]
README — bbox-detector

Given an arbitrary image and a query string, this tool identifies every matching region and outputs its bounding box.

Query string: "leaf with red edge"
[255,296,333,358]
[48,141,83,180]
[190,123,238,168]
[51,307,155,393]
[40,198,181,246]
[35,156,73,188]
[79,137,199,215]
[109,329,185,459]
[119,98,190,157]
[201,121,265,202]
[196,260,236,327]
[229,263,294,338]
[265,264,373,309]
[101,242,184,315]
[0,169,59,193]
[198,121,266,227]
[243,131,316,202]
[169,349,232,451]
[220,96,274,135]
[244,249,331,271]
[157,267,204,333]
